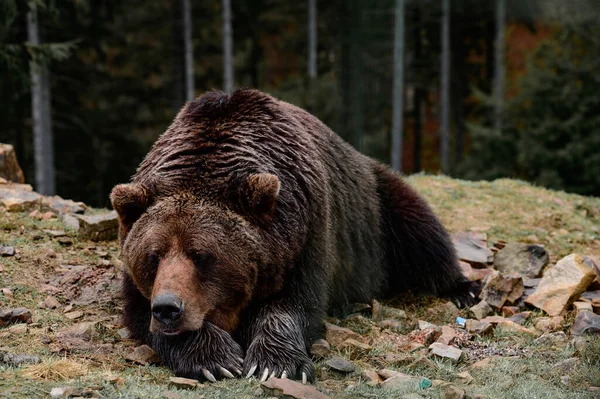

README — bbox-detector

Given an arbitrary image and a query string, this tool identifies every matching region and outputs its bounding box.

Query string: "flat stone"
[326,356,355,373]
[0,144,25,183]
[126,344,161,365]
[0,307,32,326]
[493,243,549,278]
[534,316,562,332]
[459,261,495,282]
[8,323,28,335]
[501,306,520,317]
[261,377,330,399]
[57,321,97,340]
[61,214,80,231]
[456,371,474,385]
[496,320,539,336]
[117,328,131,340]
[382,353,414,366]
[428,343,462,363]
[42,195,86,214]
[310,339,331,358]
[574,301,593,313]
[480,271,524,309]
[0,246,15,257]
[74,211,118,241]
[361,370,382,386]
[324,322,360,347]
[442,383,466,399]
[534,331,568,346]
[169,376,201,389]
[509,311,532,325]
[42,295,61,309]
[453,232,494,267]
[0,351,40,366]
[50,387,81,399]
[378,368,409,380]
[418,320,437,330]
[64,311,84,320]
[525,254,597,316]
[0,187,42,212]
[582,290,600,302]
[470,300,492,320]
[571,311,600,336]
[465,319,493,336]
[43,229,67,238]
[437,325,458,345]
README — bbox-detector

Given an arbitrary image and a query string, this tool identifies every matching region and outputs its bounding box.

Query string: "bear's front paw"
[243,337,314,384]
[155,322,244,382]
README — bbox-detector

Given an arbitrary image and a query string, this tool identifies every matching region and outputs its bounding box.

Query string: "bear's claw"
[202,369,217,383]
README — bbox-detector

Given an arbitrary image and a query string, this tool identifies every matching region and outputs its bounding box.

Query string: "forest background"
[1,0,599,207]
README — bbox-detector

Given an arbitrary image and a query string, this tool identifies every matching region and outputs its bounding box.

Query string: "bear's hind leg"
[372,164,479,305]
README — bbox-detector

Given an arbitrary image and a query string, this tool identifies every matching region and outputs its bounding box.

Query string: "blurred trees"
[1,0,599,205]
[460,0,600,196]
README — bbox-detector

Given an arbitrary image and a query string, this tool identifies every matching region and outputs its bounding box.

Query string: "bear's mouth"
[161,329,182,336]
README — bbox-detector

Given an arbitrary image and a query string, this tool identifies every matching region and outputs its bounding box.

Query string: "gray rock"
[0,185,42,212]
[0,246,15,257]
[470,300,492,320]
[0,307,32,327]
[453,231,494,267]
[261,377,330,399]
[480,271,524,309]
[75,211,118,241]
[571,311,600,336]
[493,243,549,278]
[0,351,41,366]
[326,356,355,373]
[310,339,331,358]
[61,214,81,231]
[42,195,86,214]
[535,331,568,346]
[428,343,462,363]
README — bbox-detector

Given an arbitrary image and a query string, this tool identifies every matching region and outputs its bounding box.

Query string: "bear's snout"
[152,293,184,325]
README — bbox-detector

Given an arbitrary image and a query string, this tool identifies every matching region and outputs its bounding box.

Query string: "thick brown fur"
[111,89,478,383]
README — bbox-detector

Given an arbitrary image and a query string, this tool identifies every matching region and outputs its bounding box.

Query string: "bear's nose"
[152,294,183,324]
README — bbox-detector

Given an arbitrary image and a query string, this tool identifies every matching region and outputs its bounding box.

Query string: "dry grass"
[20,359,88,381]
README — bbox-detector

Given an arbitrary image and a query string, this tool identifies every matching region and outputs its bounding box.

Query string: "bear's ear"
[110,183,152,236]
[240,173,280,223]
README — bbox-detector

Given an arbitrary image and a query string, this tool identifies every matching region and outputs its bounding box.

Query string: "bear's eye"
[190,251,215,269]
[147,251,160,268]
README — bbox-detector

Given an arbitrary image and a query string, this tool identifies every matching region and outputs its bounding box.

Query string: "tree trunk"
[222,0,233,92]
[494,0,506,134]
[182,0,195,101]
[27,4,55,195]
[440,0,450,174]
[308,0,317,80]
[349,0,362,151]
[390,0,405,172]
[413,2,423,173]
[172,0,185,110]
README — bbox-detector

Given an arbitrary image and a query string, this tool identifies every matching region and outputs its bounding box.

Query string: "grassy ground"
[0,175,599,398]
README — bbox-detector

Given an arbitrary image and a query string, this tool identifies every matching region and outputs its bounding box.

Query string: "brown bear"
[111,89,477,384]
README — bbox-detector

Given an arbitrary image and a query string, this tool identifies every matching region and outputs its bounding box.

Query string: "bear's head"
[110,173,280,335]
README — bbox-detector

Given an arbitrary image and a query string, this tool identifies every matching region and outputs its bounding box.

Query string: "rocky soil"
[1,150,600,398]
